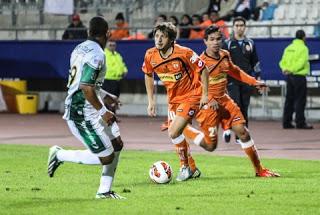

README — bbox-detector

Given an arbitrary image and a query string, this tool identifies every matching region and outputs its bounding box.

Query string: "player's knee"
[99,152,115,165]
[168,127,181,139]
[111,137,123,152]
[200,138,217,152]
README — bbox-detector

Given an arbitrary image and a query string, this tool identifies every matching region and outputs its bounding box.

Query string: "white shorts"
[66,118,121,157]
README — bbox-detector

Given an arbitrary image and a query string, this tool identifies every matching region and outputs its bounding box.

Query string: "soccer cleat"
[223,129,231,143]
[47,145,63,178]
[176,166,192,181]
[191,167,201,179]
[256,168,280,177]
[96,191,126,199]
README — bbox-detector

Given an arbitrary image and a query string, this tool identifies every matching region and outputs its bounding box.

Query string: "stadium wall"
[0,39,319,82]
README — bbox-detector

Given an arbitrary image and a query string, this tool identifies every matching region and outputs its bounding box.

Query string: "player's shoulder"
[145,47,158,55]
[220,49,230,58]
[174,44,193,54]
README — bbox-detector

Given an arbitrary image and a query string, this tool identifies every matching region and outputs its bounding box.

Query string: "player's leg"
[232,124,280,177]
[48,120,114,177]
[283,75,295,128]
[96,121,125,199]
[184,108,219,152]
[168,103,200,181]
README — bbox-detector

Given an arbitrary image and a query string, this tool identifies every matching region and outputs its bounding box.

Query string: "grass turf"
[0,144,319,215]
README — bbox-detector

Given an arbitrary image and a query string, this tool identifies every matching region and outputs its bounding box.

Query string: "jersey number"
[67,66,77,88]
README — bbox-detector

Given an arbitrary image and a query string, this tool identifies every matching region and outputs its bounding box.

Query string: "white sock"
[97,151,120,193]
[57,149,101,165]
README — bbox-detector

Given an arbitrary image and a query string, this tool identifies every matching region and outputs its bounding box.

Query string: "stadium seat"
[308,5,319,21]
[286,5,297,20]
[273,5,285,20]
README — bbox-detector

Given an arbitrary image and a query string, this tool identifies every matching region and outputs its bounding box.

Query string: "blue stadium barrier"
[0,39,319,80]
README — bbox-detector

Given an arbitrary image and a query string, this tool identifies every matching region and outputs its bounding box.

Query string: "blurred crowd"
[62,0,281,41]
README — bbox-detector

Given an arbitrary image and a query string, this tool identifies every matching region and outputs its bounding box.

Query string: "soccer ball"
[149,161,173,184]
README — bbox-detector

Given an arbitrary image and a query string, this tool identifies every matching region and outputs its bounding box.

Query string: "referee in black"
[222,16,261,142]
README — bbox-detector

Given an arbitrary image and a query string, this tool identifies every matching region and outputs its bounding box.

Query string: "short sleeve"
[142,51,153,75]
[80,54,104,85]
[184,48,206,74]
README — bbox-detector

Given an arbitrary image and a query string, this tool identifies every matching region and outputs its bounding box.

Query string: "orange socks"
[175,140,189,167]
[239,139,263,173]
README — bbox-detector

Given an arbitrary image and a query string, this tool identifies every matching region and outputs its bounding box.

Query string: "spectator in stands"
[260,2,277,21]
[207,0,228,13]
[202,12,212,27]
[169,15,180,38]
[189,14,205,39]
[234,0,251,20]
[62,14,88,40]
[222,16,261,143]
[209,10,229,39]
[110,12,129,40]
[148,14,167,39]
[279,30,313,129]
[102,40,128,112]
[179,14,192,39]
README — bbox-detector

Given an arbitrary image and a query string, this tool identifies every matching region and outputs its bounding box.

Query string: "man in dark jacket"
[222,16,261,143]
[62,14,88,40]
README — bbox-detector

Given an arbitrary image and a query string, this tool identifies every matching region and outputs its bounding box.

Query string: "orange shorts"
[168,103,199,123]
[216,94,246,130]
[195,94,246,145]
[195,107,219,144]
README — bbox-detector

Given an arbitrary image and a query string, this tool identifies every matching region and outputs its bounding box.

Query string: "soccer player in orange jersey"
[184,25,280,177]
[142,22,211,181]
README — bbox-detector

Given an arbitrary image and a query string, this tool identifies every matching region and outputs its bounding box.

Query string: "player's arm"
[227,57,268,94]
[80,84,115,125]
[80,61,115,125]
[144,73,156,117]
[200,66,209,108]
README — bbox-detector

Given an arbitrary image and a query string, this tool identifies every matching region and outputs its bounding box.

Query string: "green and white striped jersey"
[63,40,106,121]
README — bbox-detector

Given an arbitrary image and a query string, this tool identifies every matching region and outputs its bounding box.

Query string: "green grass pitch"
[0,144,319,215]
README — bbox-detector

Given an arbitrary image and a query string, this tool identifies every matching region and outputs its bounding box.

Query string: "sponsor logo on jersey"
[151,61,157,66]
[209,73,227,85]
[177,108,183,112]
[198,60,204,68]
[158,72,182,82]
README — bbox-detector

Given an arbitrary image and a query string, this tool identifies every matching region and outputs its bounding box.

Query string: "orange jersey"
[200,49,257,99]
[142,44,205,104]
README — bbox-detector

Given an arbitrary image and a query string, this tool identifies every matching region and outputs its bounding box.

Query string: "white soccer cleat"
[47,145,63,178]
[176,166,192,181]
[96,191,126,199]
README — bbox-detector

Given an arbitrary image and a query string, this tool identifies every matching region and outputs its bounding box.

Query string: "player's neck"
[206,49,220,59]
[159,46,173,59]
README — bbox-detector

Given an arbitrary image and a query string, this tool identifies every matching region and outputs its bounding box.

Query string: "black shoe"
[296,124,313,129]
[283,124,295,129]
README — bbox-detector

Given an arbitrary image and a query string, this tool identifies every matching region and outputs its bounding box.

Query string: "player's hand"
[208,99,219,110]
[102,111,116,126]
[199,95,208,109]
[254,81,269,94]
[147,101,156,117]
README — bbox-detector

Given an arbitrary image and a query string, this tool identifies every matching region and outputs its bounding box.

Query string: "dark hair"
[115,12,125,21]
[169,15,179,26]
[181,14,192,25]
[204,25,221,40]
[192,14,202,23]
[153,22,177,42]
[89,16,109,37]
[158,14,167,21]
[296,29,306,39]
[233,16,246,26]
